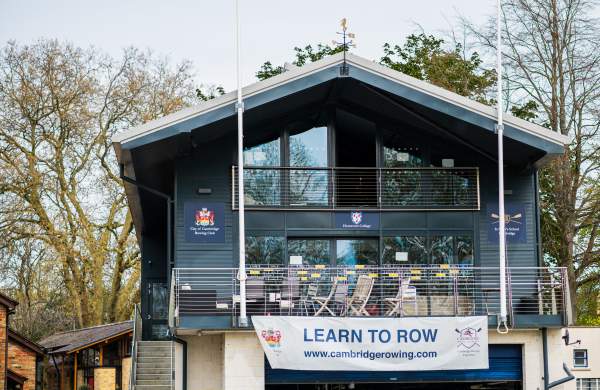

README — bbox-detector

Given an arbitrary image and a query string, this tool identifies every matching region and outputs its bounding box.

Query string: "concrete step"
[137,352,172,358]
[135,372,172,381]
[135,385,172,390]
[136,357,172,365]
[136,362,171,370]
[136,379,172,386]
[137,367,172,373]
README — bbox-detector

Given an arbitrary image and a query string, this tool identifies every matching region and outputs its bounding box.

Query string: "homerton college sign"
[253,316,489,371]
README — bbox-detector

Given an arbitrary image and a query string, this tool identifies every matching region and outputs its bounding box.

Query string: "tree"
[256,44,345,80]
[380,34,495,102]
[0,40,198,328]
[465,0,600,321]
[257,35,495,101]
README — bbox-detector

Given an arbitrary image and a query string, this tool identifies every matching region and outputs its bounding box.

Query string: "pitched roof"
[8,329,44,355]
[112,52,568,153]
[0,292,18,311]
[38,320,133,354]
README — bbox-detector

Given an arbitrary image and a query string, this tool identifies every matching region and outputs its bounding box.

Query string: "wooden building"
[39,322,132,390]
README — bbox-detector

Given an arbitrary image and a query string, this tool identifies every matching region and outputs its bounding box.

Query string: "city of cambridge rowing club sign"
[252,316,488,371]
[184,202,225,243]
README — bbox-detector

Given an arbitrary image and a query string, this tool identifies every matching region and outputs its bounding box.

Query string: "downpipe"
[542,327,575,390]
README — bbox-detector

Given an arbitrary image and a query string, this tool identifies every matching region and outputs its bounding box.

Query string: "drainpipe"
[173,338,187,390]
[542,328,575,390]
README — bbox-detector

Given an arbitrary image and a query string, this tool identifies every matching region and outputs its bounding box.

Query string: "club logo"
[195,208,215,227]
[491,212,522,225]
[455,327,482,349]
[351,211,362,225]
[261,328,282,349]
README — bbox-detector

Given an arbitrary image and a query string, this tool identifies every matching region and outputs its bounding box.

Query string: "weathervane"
[333,18,356,76]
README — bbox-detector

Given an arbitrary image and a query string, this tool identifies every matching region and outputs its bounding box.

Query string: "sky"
[0,0,494,91]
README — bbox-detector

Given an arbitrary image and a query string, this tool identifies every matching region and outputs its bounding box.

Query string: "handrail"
[233,166,480,210]
[172,265,567,324]
[129,304,141,390]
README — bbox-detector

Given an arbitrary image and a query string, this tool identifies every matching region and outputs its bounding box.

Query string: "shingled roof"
[39,320,133,354]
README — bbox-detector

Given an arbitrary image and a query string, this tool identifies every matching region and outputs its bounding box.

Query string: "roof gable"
[113,52,567,157]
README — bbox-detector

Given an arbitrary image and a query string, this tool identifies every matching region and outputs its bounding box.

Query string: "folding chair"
[384,277,417,316]
[299,284,318,315]
[313,280,348,316]
[343,275,374,316]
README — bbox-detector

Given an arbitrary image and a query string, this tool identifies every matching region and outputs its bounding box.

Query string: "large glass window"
[245,235,284,265]
[289,127,328,206]
[336,239,378,267]
[382,236,427,265]
[243,138,281,206]
[288,239,330,266]
[290,127,327,167]
[244,138,280,166]
[430,235,474,266]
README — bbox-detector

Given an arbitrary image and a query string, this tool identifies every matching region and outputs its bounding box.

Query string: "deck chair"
[313,280,348,316]
[299,284,319,315]
[384,277,417,316]
[343,275,374,316]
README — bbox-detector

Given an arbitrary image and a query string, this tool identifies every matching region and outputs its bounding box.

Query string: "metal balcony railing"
[171,265,567,326]
[232,166,480,210]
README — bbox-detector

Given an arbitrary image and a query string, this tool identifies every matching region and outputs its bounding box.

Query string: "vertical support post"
[235,0,248,328]
[73,352,78,390]
[99,345,104,367]
[496,0,509,333]
[61,356,65,390]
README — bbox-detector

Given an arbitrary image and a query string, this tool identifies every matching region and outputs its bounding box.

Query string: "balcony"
[170,265,568,329]
[232,166,480,210]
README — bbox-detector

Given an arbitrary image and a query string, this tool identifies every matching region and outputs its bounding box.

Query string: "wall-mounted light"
[197,188,212,195]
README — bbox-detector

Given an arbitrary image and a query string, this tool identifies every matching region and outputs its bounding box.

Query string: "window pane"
[244,169,281,206]
[290,127,327,167]
[382,236,427,265]
[243,138,281,206]
[431,235,454,265]
[244,138,280,166]
[336,239,378,267]
[151,282,168,320]
[246,236,284,265]
[456,235,474,265]
[288,239,330,266]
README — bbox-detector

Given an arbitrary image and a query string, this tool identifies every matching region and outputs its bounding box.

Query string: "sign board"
[184,202,225,243]
[335,211,379,230]
[487,203,527,243]
[253,316,488,371]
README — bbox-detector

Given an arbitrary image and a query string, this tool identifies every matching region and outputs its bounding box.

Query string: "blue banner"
[487,203,527,243]
[335,211,379,230]
[184,202,225,243]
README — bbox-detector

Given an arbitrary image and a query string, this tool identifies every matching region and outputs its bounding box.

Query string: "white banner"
[253,316,488,371]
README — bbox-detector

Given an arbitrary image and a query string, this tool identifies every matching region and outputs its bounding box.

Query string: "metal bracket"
[235,101,245,111]
[495,124,504,134]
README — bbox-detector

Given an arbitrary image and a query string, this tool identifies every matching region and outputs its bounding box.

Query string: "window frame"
[574,349,589,368]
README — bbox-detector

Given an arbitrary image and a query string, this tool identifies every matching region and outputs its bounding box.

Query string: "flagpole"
[497,0,508,333]
[235,0,248,327]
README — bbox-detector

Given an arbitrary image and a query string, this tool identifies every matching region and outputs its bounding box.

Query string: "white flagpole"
[497,0,508,333]
[235,0,248,327]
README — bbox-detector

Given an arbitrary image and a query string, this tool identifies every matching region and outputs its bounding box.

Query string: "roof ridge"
[49,319,132,336]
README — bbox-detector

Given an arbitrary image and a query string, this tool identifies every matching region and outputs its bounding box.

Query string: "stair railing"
[130,303,141,390]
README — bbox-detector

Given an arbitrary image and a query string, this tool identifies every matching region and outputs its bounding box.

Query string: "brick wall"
[0,305,7,390]
[8,341,37,390]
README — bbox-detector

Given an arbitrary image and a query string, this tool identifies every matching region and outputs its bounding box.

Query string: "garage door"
[266,344,522,384]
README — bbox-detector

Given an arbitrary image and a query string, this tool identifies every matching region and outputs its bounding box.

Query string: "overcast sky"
[1,0,494,91]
